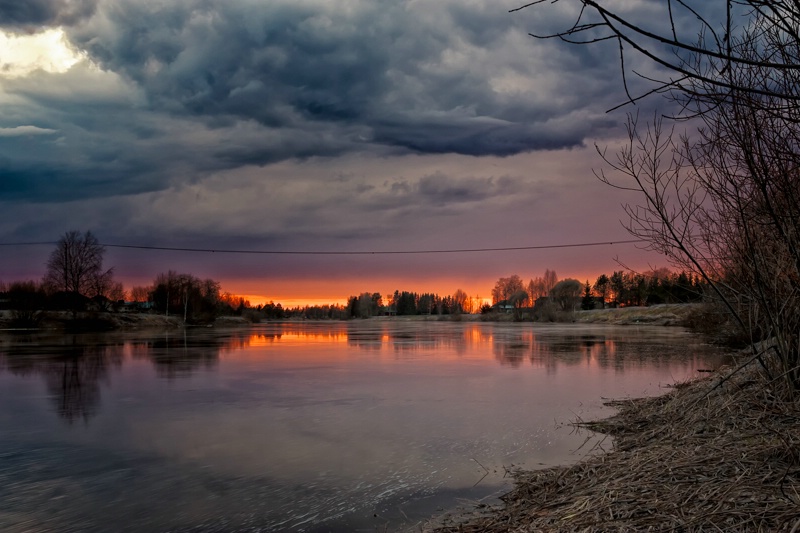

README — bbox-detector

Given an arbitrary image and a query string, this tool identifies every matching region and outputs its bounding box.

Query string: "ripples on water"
[0,321,731,531]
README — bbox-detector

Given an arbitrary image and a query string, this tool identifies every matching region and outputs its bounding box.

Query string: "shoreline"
[0,310,251,332]
[374,303,701,326]
[0,303,702,332]
[427,354,800,531]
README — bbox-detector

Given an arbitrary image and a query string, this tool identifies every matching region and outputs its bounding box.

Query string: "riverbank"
[371,303,701,325]
[428,353,800,531]
[573,303,698,326]
[0,303,702,331]
[474,302,698,325]
[0,310,251,331]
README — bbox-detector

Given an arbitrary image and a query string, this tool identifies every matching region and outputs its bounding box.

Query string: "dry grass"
[573,304,695,326]
[429,355,800,532]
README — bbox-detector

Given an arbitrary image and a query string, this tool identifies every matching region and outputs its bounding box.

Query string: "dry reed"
[429,356,800,532]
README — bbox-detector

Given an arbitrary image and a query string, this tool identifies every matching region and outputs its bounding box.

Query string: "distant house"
[585,296,607,310]
[123,301,154,312]
[492,300,515,314]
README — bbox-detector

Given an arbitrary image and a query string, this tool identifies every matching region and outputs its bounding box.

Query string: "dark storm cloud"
[0,0,97,29]
[360,171,523,214]
[0,0,732,296]
[415,172,520,205]
[0,0,667,206]
[372,116,588,155]
[0,159,162,202]
[68,1,395,125]
[62,0,627,157]
[0,74,175,202]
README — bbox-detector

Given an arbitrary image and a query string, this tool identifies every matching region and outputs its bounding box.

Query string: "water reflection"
[134,333,220,379]
[490,332,608,369]
[0,324,724,426]
[44,347,113,423]
[0,322,731,532]
[251,322,718,374]
[0,336,122,423]
[494,338,528,367]
[0,330,257,421]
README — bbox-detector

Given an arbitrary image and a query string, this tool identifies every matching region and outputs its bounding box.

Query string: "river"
[0,320,730,532]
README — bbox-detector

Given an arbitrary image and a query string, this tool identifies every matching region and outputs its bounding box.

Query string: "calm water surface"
[0,321,730,532]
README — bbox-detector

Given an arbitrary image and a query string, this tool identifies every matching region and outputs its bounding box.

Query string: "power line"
[0,239,645,255]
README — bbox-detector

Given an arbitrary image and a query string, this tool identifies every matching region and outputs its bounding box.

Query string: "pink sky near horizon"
[225,258,665,308]
[1,227,670,308]
[136,242,666,308]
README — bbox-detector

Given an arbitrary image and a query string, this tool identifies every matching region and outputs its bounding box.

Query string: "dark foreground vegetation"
[430,353,800,532]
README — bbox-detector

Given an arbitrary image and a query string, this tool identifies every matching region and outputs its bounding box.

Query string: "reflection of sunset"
[204,324,719,377]
[0,326,724,382]
[241,324,498,352]
[468,327,486,344]
[247,330,349,346]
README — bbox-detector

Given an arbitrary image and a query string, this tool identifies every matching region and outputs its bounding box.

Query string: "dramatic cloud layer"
[2,0,642,201]
[0,0,98,29]
[0,0,696,301]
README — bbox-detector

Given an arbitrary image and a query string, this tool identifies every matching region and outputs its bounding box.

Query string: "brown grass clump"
[430,358,800,532]
[573,304,696,327]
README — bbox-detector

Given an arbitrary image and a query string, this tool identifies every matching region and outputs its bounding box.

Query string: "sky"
[0,0,709,306]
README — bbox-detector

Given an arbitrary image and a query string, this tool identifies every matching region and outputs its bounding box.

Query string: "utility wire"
[0,239,644,255]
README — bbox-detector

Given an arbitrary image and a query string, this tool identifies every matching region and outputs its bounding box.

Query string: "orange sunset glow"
[205,259,659,309]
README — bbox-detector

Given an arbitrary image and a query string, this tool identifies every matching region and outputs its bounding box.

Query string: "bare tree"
[151,272,224,323]
[509,289,530,320]
[452,289,470,314]
[597,105,800,390]
[513,1,800,112]
[527,269,559,303]
[492,275,525,304]
[130,285,151,303]
[44,230,113,298]
[593,274,610,308]
[550,278,582,312]
[357,292,375,318]
[542,269,558,294]
[516,1,800,392]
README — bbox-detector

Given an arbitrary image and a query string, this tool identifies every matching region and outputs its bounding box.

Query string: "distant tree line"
[1,231,704,327]
[0,231,356,325]
[0,231,125,325]
[591,269,703,307]
[341,289,481,319]
[0,231,261,325]
[487,268,703,321]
